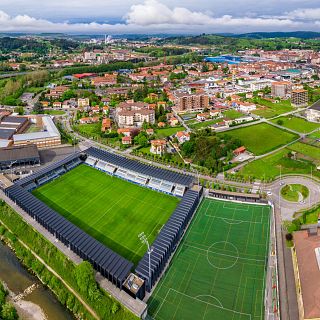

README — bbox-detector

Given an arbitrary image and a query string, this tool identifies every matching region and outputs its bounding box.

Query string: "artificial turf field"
[148,198,271,320]
[32,164,180,265]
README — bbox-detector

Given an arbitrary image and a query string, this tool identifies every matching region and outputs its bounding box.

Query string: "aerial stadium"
[4,146,275,319]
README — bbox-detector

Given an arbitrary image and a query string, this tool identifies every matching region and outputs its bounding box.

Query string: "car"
[267,191,272,196]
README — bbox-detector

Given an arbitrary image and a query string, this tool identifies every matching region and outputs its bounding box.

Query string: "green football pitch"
[148,198,271,320]
[32,164,180,265]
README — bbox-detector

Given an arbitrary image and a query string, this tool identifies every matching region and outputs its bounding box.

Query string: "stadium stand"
[16,153,81,188]
[9,148,198,294]
[85,156,97,167]
[5,184,133,289]
[85,147,193,195]
[173,184,186,197]
[135,187,203,291]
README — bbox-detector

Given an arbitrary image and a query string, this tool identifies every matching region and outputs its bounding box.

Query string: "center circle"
[207,241,239,270]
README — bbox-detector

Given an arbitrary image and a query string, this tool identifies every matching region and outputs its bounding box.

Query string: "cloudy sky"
[0,0,320,34]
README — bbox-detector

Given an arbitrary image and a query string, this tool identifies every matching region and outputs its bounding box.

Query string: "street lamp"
[9,160,18,179]
[138,232,153,289]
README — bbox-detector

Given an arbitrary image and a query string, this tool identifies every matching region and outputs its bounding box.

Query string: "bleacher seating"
[174,185,186,197]
[115,168,127,178]
[104,163,117,174]
[135,175,148,185]
[148,178,162,189]
[95,160,108,171]
[126,171,137,182]
[85,156,97,166]
[159,181,174,194]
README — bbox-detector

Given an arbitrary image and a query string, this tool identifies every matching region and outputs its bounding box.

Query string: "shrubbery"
[0,201,137,320]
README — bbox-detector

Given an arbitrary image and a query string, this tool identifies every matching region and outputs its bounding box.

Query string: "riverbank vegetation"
[0,201,137,320]
[0,281,18,320]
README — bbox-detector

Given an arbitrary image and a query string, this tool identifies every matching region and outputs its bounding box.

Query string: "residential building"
[175,131,190,144]
[115,102,155,128]
[174,93,209,113]
[122,136,132,145]
[306,101,320,122]
[291,89,308,107]
[271,81,291,98]
[101,118,111,132]
[78,98,90,108]
[150,139,166,155]
[79,117,99,124]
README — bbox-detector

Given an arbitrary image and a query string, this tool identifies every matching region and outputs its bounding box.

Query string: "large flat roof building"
[0,144,40,171]
[13,116,61,149]
[293,230,320,320]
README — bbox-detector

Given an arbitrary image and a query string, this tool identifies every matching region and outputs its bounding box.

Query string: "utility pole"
[138,232,153,290]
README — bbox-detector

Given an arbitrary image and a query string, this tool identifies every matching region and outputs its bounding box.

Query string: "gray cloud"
[0,0,318,34]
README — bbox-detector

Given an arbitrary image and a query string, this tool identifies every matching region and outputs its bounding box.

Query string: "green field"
[44,109,66,116]
[149,198,270,320]
[155,126,185,138]
[271,116,320,133]
[190,119,220,130]
[223,109,244,120]
[287,142,320,160]
[32,165,180,265]
[251,98,293,118]
[240,148,319,180]
[220,123,298,155]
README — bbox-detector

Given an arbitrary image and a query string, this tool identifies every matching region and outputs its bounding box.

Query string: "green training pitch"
[148,198,270,320]
[32,164,180,265]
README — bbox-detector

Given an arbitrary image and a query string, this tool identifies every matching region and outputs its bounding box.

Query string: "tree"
[285,233,293,241]
[14,106,24,115]
[277,119,284,126]
[61,90,77,101]
[134,132,149,147]
[1,303,18,320]
[33,102,44,114]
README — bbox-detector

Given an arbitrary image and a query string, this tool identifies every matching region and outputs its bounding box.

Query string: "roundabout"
[280,184,309,203]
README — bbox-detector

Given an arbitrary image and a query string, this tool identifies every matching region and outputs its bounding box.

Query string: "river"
[0,241,74,320]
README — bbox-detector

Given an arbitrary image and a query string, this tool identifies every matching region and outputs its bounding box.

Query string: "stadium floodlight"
[9,160,18,178]
[138,232,153,286]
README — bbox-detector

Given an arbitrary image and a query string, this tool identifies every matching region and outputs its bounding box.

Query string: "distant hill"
[228,31,320,39]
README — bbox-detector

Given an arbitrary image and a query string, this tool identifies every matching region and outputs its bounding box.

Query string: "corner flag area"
[148,198,271,320]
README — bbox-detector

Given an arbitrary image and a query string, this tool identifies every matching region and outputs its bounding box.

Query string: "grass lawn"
[287,142,320,160]
[155,126,185,138]
[74,122,102,137]
[219,123,298,155]
[190,119,220,130]
[308,130,320,139]
[32,165,179,265]
[223,109,244,119]
[240,148,319,180]
[44,109,66,116]
[251,98,294,118]
[271,116,320,133]
[148,198,270,320]
[281,184,309,202]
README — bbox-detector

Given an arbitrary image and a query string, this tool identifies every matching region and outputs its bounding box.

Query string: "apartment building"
[115,102,155,128]
[271,81,291,98]
[174,93,209,113]
[291,89,308,107]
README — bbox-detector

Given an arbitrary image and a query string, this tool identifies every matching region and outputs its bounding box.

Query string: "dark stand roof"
[0,144,40,163]
[86,147,194,186]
